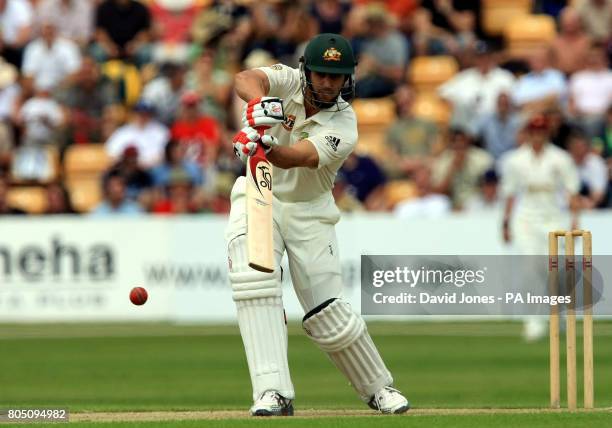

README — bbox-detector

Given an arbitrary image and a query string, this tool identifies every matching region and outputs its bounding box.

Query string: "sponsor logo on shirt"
[283,114,296,131]
[270,64,283,70]
[325,135,341,151]
[299,131,309,140]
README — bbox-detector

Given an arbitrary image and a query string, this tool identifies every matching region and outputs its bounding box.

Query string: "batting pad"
[302,298,393,401]
[228,236,294,401]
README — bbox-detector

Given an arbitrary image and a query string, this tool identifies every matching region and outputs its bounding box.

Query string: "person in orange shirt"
[170,91,221,165]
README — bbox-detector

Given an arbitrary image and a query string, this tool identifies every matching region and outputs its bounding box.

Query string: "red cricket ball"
[130,287,148,306]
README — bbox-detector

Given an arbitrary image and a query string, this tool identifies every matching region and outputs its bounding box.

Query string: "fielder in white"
[501,114,580,341]
[225,33,409,416]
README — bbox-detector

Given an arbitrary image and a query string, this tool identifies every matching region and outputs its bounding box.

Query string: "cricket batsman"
[225,33,410,416]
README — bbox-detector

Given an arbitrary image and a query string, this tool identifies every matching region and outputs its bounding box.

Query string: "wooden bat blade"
[246,143,274,273]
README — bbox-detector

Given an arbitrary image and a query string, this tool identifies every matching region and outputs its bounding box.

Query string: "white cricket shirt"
[258,64,358,203]
[500,143,579,217]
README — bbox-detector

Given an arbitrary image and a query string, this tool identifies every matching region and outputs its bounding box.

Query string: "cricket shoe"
[368,386,410,414]
[250,390,294,416]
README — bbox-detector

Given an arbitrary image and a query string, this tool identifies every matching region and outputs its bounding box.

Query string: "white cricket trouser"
[225,177,344,401]
[514,211,567,323]
[514,211,565,255]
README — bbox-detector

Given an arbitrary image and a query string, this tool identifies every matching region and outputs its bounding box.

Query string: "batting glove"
[257,134,280,156]
[242,97,285,128]
[232,126,260,164]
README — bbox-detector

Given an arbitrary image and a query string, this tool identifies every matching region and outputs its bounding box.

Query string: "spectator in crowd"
[534,0,568,18]
[309,0,351,34]
[567,130,608,209]
[569,44,612,137]
[394,164,452,218]
[36,0,94,47]
[464,169,501,211]
[207,133,244,211]
[476,92,523,161]
[12,80,64,182]
[171,91,221,166]
[0,174,26,214]
[355,5,408,98]
[420,0,482,37]
[438,42,515,133]
[576,0,612,42]
[106,145,153,201]
[151,139,203,189]
[151,167,205,214]
[17,80,63,144]
[332,171,365,213]
[361,0,419,34]
[512,47,567,111]
[0,0,34,67]
[44,182,77,214]
[431,127,494,209]
[21,21,81,94]
[93,0,152,66]
[551,7,592,75]
[247,2,316,67]
[292,7,326,65]
[339,152,387,208]
[91,171,143,216]
[141,62,186,125]
[593,105,612,207]
[149,0,203,63]
[593,105,612,159]
[0,58,19,167]
[55,56,120,145]
[448,8,477,59]
[411,8,447,56]
[105,101,169,168]
[411,7,462,57]
[190,5,238,63]
[384,85,439,178]
[185,48,232,123]
[547,106,574,149]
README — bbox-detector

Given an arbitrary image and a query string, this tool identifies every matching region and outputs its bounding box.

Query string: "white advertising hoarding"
[1,211,610,322]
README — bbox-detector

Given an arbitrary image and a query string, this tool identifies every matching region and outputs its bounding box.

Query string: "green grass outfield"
[0,321,611,427]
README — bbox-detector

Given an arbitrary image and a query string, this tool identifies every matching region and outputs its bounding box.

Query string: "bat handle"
[253,126,268,157]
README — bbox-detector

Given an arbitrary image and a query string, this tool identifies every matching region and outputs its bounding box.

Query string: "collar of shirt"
[290,90,339,125]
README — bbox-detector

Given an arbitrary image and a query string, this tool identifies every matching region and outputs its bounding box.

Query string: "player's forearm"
[503,196,515,225]
[589,191,605,208]
[267,145,318,169]
[235,70,269,102]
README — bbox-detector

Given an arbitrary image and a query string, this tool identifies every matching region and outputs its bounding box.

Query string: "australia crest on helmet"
[323,47,342,62]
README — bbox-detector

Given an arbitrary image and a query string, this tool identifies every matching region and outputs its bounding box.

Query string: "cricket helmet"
[299,33,357,110]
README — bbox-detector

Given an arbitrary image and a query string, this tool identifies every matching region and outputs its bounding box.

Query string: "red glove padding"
[231,127,279,163]
[242,97,285,128]
[232,126,260,163]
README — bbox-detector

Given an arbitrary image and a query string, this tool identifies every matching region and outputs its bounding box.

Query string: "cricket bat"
[246,100,284,273]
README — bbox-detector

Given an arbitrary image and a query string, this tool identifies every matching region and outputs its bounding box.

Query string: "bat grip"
[253,126,268,158]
